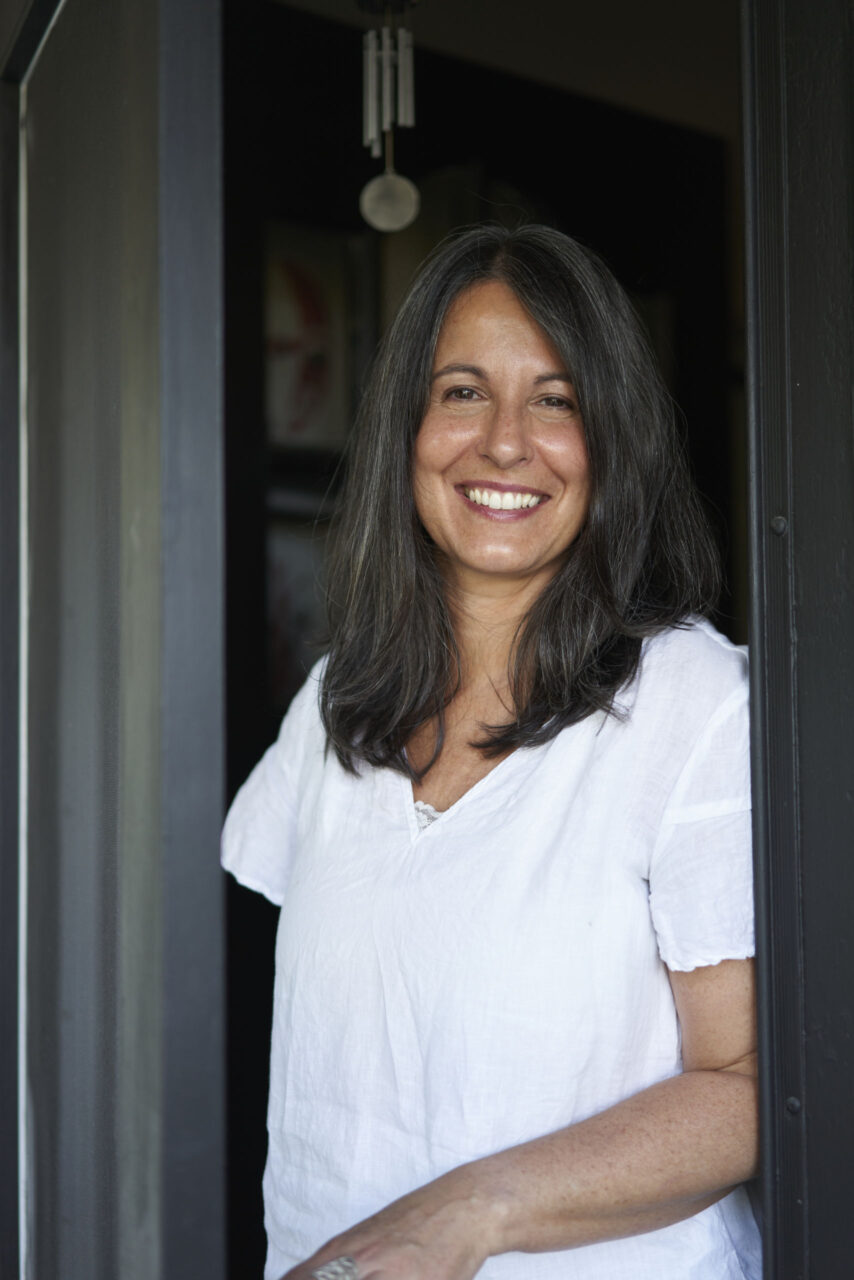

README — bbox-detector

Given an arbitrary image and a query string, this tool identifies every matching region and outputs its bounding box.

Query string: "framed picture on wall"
[265,222,377,452]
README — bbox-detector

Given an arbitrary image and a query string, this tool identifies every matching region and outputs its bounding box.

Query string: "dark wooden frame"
[159,0,226,1272]
[0,74,21,1280]
[743,0,854,1274]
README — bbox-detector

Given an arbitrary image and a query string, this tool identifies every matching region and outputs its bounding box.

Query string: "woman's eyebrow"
[431,362,487,381]
[431,365,573,384]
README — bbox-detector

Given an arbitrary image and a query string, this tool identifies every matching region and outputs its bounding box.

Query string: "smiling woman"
[320,225,719,777]
[413,280,591,598]
[222,226,759,1280]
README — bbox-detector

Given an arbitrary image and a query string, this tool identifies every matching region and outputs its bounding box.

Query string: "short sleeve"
[649,683,754,971]
[220,675,319,906]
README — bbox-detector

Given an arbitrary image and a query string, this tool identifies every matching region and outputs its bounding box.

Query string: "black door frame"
[743,0,854,1274]
[0,68,22,1280]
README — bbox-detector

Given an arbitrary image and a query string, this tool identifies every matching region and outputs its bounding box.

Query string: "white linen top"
[222,619,760,1280]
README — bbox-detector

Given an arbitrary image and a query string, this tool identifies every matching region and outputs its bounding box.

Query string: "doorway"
[223,2,746,1273]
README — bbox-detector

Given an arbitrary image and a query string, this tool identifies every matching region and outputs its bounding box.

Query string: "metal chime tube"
[361,12,416,172]
[397,28,414,127]
[381,25,394,133]
[363,29,381,156]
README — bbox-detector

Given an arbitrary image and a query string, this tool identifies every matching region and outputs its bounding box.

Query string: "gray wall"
[19,0,224,1275]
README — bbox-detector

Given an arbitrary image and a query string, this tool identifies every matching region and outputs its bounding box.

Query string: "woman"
[223,225,759,1280]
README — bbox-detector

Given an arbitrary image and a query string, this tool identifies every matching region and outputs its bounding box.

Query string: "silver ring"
[310,1259,359,1280]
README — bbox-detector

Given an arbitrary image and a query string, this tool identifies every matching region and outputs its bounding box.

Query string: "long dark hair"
[321,224,720,777]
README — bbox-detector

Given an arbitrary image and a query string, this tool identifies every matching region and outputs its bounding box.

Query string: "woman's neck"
[407,571,548,801]
[445,570,550,693]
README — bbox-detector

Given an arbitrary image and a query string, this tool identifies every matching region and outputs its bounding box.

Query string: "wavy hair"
[320,224,720,776]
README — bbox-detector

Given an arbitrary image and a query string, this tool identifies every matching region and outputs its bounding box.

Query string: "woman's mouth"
[461,486,544,511]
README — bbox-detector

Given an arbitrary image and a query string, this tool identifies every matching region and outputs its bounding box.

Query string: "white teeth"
[464,487,542,510]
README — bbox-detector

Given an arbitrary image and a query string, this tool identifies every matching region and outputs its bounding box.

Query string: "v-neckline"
[399,710,607,841]
[402,746,523,836]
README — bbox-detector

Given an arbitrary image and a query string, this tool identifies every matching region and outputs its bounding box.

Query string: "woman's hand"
[280,1167,495,1280]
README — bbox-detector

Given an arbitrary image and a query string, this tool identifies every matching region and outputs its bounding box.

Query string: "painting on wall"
[264,223,376,452]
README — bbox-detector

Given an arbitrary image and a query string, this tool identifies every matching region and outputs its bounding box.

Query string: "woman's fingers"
[279,1174,490,1280]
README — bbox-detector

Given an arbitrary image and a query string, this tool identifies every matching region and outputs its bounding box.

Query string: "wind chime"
[358,1,420,232]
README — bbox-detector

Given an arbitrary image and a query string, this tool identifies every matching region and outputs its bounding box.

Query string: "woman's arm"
[284,958,757,1280]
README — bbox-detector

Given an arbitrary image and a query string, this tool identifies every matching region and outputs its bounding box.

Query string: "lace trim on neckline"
[414,800,443,831]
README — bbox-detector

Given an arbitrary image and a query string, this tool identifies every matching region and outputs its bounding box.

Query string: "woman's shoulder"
[640,617,747,689]
[271,654,329,761]
[627,618,748,734]
[220,655,328,906]
[285,653,328,719]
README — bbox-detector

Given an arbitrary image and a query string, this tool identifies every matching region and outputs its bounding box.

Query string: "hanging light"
[357,1,420,233]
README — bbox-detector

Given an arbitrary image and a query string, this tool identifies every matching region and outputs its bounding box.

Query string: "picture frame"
[264,222,377,451]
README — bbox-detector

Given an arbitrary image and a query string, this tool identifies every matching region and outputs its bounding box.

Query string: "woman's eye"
[445,386,480,401]
[538,395,575,411]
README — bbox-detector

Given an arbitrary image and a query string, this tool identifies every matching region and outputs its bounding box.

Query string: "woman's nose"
[477,404,532,468]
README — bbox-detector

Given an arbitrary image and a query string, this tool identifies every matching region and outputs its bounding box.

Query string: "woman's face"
[413,280,591,595]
